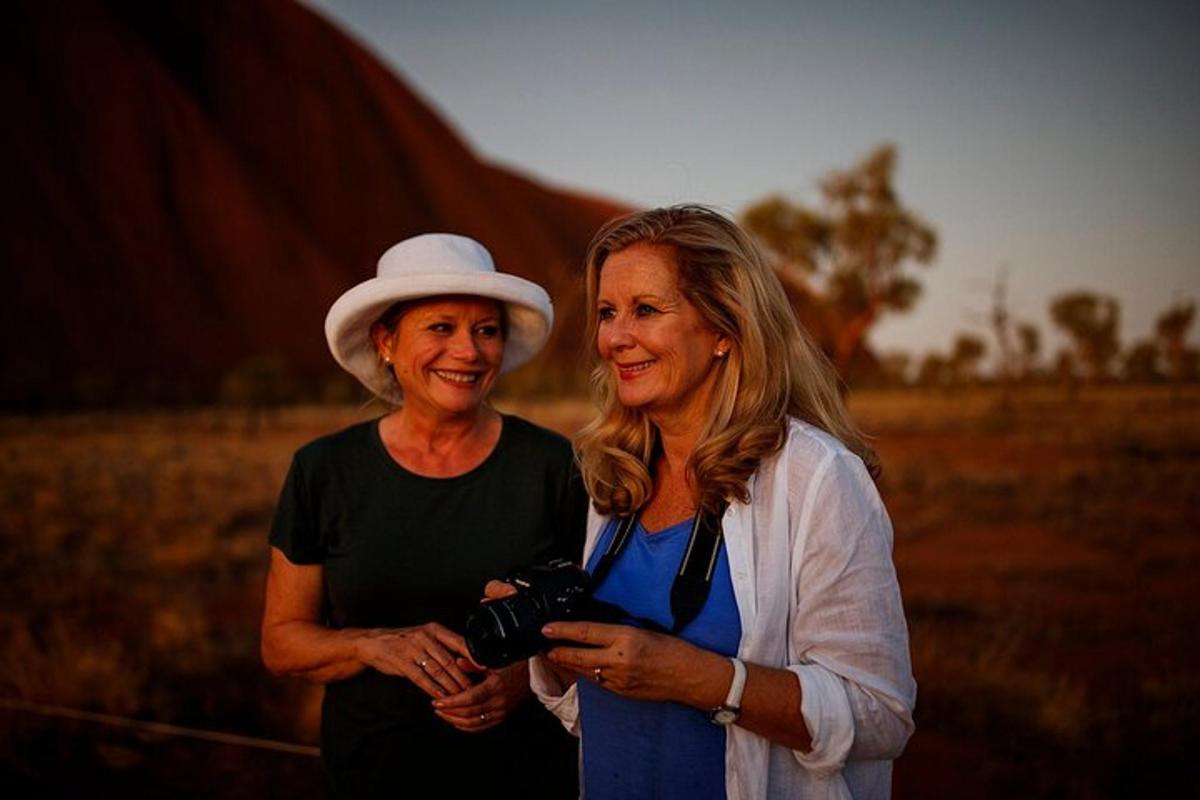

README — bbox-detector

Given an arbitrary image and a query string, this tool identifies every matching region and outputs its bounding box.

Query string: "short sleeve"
[268,456,326,564]
[554,462,589,564]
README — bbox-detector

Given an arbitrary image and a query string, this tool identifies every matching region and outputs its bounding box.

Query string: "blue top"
[579,516,743,800]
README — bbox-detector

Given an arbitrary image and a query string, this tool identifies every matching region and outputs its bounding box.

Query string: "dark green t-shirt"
[270,414,586,798]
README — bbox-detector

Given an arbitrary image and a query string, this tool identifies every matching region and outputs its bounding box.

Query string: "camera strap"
[588,502,727,635]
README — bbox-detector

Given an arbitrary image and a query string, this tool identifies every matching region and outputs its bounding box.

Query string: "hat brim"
[324,272,553,404]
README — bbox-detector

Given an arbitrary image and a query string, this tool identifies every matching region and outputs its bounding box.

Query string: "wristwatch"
[709,657,747,726]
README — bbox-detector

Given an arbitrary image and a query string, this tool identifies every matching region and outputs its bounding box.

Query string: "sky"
[307,0,1200,363]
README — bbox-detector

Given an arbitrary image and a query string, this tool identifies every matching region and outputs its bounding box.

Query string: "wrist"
[503,659,531,687]
[346,628,375,664]
[680,646,735,709]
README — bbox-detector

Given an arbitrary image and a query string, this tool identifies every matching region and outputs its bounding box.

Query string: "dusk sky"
[308,0,1199,362]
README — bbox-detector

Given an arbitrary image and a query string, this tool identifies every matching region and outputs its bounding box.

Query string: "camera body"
[465,559,593,668]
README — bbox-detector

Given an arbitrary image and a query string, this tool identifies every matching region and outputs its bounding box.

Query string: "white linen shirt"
[531,419,916,799]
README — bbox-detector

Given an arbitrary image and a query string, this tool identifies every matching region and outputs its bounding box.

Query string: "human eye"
[597,305,616,322]
[475,323,501,339]
[428,322,453,334]
[635,303,660,317]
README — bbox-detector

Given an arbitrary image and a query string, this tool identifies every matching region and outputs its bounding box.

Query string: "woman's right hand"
[355,623,477,699]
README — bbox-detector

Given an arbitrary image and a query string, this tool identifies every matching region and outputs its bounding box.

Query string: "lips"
[615,360,655,380]
[432,369,483,385]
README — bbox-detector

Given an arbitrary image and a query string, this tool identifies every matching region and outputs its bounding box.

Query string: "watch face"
[711,707,740,725]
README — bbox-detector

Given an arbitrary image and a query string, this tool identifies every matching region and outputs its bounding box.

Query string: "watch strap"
[724,656,747,709]
[709,656,747,725]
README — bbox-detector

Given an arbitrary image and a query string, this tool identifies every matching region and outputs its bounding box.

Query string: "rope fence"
[0,697,320,757]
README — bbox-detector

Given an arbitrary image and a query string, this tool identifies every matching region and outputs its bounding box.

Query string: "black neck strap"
[588,502,727,635]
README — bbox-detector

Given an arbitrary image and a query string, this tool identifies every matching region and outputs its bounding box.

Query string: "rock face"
[0,0,626,407]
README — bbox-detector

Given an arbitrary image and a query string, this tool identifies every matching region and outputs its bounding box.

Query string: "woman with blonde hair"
[520,205,915,799]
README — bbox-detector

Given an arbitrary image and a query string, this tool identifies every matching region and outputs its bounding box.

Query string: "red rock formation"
[0,0,626,407]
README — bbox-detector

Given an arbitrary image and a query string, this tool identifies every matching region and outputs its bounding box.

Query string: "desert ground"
[1,385,1196,797]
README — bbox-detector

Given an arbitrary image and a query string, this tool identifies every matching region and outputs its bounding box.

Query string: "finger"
[419,655,473,694]
[424,622,469,653]
[456,656,486,675]
[451,651,486,674]
[541,620,623,646]
[425,625,476,672]
[436,711,502,730]
[434,705,489,724]
[483,580,518,600]
[435,709,503,733]
[544,645,605,672]
[429,645,476,691]
[434,678,494,710]
[413,632,474,690]
[404,665,452,700]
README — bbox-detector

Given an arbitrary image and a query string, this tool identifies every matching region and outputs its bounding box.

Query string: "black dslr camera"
[465,559,597,668]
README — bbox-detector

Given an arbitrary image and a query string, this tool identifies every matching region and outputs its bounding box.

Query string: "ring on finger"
[480,711,488,722]
[417,657,430,670]
[593,667,603,683]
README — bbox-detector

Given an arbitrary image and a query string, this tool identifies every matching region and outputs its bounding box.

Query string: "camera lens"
[464,561,592,668]
[466,594,548,668]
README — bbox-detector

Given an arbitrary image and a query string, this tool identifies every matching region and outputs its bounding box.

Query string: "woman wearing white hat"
[261,234,584,798]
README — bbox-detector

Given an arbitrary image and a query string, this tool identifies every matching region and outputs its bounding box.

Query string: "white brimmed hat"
[324,233,553,404]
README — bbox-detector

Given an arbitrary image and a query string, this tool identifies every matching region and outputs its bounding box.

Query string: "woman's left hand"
[541,621,728,707]
[432,659,531,733]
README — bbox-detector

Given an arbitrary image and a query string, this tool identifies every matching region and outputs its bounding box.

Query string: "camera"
[465,559,595,668]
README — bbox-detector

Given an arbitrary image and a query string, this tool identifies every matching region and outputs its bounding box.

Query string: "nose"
[600,313,635,352]
[448,328,482,361]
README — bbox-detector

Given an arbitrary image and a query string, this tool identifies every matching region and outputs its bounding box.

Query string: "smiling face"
[372,295,505,418]
[596,244,729,431]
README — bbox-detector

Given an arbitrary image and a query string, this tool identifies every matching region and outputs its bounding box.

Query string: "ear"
[370,322,393,363]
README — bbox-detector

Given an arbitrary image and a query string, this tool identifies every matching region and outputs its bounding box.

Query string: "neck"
[392,404,495,452]
[650,411,705,478]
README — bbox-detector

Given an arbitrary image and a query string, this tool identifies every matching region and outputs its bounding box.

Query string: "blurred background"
[1,0,1197,796]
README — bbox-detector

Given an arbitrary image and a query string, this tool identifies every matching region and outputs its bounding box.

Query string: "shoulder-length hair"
[575,205,878,517]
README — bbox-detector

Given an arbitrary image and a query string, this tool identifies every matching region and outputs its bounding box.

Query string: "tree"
[916,353,952,389]
[1154,300,1196,383]
[879,350,913,387]
[985,268,1015,383]
[1016,323,1041,381]
[950,334,987,384]
[1122,341,1163,383]
[1053,349,1079,398]
[1049,292,1121,382]
[742,144,937,373]
[740,195,830,276]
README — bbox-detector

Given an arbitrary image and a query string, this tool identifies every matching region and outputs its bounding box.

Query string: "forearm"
[261,619,368,684]
[673,647,812,752]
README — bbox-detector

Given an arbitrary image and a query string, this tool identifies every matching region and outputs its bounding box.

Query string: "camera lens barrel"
[464,561,591,668]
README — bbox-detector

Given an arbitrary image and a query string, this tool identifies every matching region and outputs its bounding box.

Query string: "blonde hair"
[576,205,878,516]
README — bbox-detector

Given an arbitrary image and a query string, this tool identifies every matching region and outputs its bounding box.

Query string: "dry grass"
[1,386,1197,795]
[862,385,1200,797]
